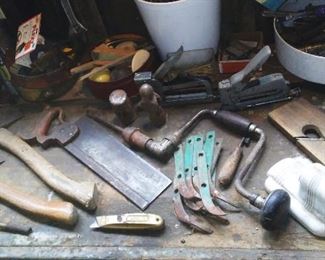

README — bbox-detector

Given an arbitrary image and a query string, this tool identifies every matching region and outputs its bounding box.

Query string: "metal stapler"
[134,46,216,106]
[218,45,300,111]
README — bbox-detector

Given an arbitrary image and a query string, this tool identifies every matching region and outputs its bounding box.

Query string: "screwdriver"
[218,138,245,187]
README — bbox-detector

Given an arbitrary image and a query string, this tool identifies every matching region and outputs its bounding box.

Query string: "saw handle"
[213,111,252,136]
[36,107,64,141]
[0,182,78,226]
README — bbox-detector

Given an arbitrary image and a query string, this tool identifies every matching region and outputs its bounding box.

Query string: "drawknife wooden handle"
[0,182,78,225]
[0,128,98,210]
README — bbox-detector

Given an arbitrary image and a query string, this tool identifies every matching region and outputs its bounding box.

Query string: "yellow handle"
[91,213,164,230]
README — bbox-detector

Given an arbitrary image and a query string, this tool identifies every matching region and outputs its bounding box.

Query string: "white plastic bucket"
[135,0,221,59]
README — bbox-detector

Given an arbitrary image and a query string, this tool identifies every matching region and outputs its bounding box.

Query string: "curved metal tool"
[183,198,204,212]
[202,132,239,211]
[197,151,228,224]
[173,145,213,234]
[173,191,213,234]
[174,142,195,200]
[191,135,203,192]
[180,136,201,200]
[174,144,203,211]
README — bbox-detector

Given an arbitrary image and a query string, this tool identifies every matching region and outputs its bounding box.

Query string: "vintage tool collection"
[173,132,229,233]
[1,4,325,244]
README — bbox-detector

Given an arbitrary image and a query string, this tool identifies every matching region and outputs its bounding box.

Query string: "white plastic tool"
[265,157,325,237]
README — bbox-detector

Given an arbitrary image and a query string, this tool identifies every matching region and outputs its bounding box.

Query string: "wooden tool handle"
[0,182,78,225]
[218,145,243,187]
[36,107,63,144]
[0,128,97,210]
[70,60,111,75]
[79,51,136,81]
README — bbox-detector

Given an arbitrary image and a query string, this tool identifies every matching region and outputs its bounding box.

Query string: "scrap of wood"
[268,98,325,164]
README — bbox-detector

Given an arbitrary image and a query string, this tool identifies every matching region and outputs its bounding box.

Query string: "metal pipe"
[169,109,212,144]
[235,126,266,207]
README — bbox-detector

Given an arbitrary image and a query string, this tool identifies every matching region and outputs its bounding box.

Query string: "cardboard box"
[218,32,263,74]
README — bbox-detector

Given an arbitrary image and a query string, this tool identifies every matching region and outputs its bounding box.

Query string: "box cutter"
[90,213,165,231]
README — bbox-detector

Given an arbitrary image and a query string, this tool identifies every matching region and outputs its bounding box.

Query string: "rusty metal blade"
[175,142,200,200]
[197,151,229,224]
[183,198,204,212]
[173,192,213,234]
[64,116,171,210]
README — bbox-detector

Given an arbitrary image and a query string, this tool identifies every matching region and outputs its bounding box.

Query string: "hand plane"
[218,45,300,111]
[134,46,216,106]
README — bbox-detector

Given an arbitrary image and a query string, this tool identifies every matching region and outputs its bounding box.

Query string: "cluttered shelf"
[0,0,325,259]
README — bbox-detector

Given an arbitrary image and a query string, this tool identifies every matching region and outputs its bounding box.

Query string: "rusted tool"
[0,128,97,211]
[197,151,228,224]
[173,138,232,232]
[173,145,213,234]
[87,108,256,162]
[178,136,200,200]
[0,181,78,226]
[109,89,136,126]
[90,213,164,231]
[0,222,32,236]
[136,84,167,127]
[173,139,203,212]
[173,192,213,234]
[218,138,245,187]
[25,107,171,210]
[22,107,79,148]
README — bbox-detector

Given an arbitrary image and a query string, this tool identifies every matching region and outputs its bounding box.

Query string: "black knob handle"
[213,110,252,136]
[260,190,291,231]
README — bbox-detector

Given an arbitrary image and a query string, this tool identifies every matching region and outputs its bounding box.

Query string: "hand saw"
[20,107,171,210]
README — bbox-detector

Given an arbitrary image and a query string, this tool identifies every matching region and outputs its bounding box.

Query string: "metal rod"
[234,126,266,206]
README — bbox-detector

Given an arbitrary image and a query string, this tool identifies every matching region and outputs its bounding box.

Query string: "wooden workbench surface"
[0,85,324,259]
